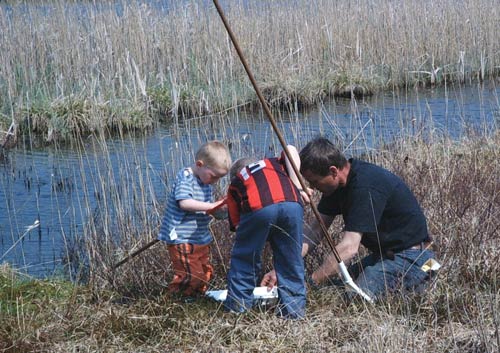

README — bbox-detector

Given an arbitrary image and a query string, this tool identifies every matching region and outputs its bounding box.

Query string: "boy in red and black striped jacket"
[224,145,309,319]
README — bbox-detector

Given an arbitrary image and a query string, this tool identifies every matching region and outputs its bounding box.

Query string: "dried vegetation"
[1,132,498,352]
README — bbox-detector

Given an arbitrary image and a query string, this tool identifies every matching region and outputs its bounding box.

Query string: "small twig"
[1,220,40,261]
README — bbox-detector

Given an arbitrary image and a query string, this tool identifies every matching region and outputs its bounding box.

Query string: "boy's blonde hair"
[196,140,231,172]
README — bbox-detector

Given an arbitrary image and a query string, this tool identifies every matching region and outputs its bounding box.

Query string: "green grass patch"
[0,265,76,315]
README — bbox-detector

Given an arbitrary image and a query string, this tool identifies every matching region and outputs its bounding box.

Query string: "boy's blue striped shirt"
[158,168,213,245]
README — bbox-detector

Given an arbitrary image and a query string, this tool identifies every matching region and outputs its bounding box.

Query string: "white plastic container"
[206,286,278,306]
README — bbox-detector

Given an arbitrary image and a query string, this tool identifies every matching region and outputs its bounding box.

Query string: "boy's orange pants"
[167,243,213,296]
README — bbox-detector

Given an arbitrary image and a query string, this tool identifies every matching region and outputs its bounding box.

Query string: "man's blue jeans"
[224,202,306,318]
[346,247,436,301]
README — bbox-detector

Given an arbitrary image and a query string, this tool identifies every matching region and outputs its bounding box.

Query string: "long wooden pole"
[212,0,372,302]
[112,239,159,269]
[211,0,341,263]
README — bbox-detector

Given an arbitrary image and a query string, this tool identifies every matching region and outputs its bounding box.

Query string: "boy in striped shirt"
[158,140,231,300]
[224,146,309,318]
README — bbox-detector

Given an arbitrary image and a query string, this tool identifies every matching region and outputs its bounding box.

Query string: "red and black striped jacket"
[227,156,302,231]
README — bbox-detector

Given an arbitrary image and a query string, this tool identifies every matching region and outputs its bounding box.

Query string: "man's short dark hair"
[299,137,348,176]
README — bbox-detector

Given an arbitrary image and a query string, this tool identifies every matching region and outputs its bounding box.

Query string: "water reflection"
[0,83,498,277]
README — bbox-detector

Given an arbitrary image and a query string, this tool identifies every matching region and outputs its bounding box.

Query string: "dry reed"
[0,2,499,347]
[0,0,499,141]
[1,129,498,352]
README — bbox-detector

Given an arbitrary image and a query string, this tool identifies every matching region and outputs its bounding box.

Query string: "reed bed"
[0,0,499,141]
[1,127,498,352]
[1,8,499,347]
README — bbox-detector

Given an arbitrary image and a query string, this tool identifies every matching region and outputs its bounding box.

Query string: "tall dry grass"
[79,93,498,351]
[0,0,499,141]
[1,6,499,343]
[1,129,498,352]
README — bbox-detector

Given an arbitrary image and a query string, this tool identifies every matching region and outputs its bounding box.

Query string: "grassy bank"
[1,133,498,352]
[0,0,499,142]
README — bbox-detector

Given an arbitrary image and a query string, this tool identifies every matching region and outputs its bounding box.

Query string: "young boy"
[224,146,308,319]
[158,140,231,299]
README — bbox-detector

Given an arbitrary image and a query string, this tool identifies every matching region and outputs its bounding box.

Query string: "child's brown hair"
[230,157,256,179]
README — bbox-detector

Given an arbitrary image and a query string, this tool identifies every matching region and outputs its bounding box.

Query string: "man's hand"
[299,187,313,204]
[260,270,277,290]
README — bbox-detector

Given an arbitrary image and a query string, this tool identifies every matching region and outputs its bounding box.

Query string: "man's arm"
[310,230,362,284]
[283,145,301,188]
[283,145,311,204]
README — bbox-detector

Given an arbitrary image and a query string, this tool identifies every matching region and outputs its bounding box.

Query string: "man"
[262,137,436,301]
